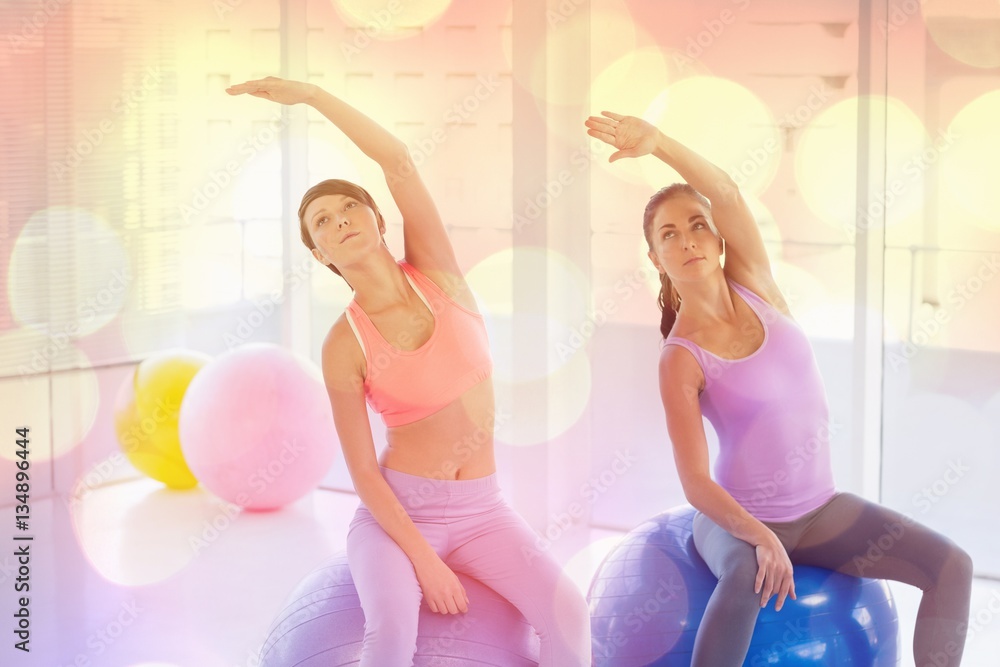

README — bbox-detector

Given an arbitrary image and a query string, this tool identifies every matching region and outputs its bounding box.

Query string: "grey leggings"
[692,492,974,667]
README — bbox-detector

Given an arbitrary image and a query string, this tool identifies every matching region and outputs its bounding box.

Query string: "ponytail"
[657,272,680,338]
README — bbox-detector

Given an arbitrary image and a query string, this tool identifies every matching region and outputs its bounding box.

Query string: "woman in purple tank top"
[586,110,973,666]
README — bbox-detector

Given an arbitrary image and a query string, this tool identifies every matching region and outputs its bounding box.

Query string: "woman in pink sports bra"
[226,77,591,666]
[586,110,973,666]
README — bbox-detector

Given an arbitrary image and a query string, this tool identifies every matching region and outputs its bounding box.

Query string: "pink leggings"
[346,467,591,667]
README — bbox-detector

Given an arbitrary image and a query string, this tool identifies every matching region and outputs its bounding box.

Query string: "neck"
[674,271,736,326]
[342,249,410,312]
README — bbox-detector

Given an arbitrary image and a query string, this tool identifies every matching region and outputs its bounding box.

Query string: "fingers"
[443,597,460,615]
[759,576,775,608]
[775,583,789,611]
[601,110,625,121]
[585,115,617,131]
[586,128,616,146]
[754,565,765,595]
[225,77,277,95]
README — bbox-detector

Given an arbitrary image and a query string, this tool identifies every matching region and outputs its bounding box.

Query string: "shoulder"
[725,267,792,318]
[659,338,705,395]
[321,313,366,392]
[402,259,481,315]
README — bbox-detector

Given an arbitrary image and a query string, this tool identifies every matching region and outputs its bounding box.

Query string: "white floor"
[2,481,997,666]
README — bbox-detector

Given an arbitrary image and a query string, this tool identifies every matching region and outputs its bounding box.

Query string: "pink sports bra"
[344,260,493,428]
[661,279,836,522]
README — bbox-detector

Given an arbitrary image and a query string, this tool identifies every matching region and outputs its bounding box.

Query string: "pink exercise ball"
[178,343,337,510]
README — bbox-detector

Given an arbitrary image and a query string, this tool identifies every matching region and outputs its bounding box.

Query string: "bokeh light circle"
[0,328,98,462]
[332,0,452,39]
[465,247,590,383]
[640,77,780,196]
[586,48,677,186]
[795,95,927,236]
[941,90,1000,228]
[8,206,130,338]
[493,350,591,448]
[564,535,624,595]
[70,480,239,586]
[922,0,1000,69]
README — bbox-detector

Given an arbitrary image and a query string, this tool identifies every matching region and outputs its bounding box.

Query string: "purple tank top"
[662,279,836,522]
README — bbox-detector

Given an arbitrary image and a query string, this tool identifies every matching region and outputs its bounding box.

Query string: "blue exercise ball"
[259,552,540,666]
[588,506,899,666]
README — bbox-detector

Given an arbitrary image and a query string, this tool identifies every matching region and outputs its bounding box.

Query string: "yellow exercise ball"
[113,348,212,489]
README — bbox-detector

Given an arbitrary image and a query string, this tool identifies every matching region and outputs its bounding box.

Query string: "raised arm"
[321,320,469,614]
[226,76,461,279]
[586,111,786,309]
[659,345,796,610]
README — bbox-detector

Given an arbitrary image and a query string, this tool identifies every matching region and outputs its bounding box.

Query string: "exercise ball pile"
[588,505,900,666]
[112,343,337,510]
[113,348,211,489]
[259,552,540,666]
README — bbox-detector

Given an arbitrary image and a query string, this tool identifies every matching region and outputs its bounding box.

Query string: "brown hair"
[642,183,713,338]
[297,179,387,288]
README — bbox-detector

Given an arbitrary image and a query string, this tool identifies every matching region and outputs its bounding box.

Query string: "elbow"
[348,463,384,497]
[679,472,713,507]
[711,177,741,203]
[381,140,412,170]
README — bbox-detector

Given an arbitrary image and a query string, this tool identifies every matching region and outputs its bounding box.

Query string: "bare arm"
[321,320,469,613]
[303,86,463,279]
[659,345,796,610]
[225,76,463,281]
[586,111,789,313]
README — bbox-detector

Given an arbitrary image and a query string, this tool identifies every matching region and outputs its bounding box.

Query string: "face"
[303,193,382,270]
[646,195,724,285]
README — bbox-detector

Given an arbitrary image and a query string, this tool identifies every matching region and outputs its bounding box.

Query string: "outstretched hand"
[225,76,316,106]
[585,111,660,162]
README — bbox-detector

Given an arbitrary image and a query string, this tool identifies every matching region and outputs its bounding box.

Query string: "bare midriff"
[377,378,497,480]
